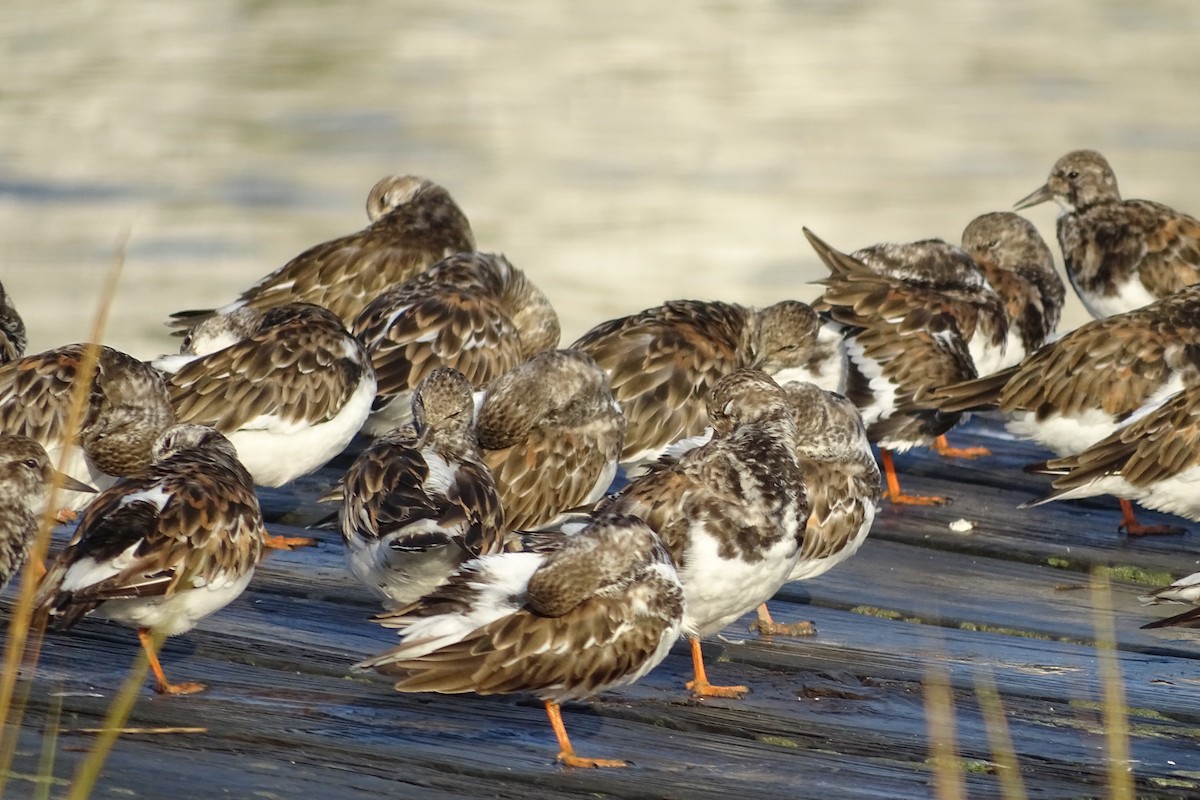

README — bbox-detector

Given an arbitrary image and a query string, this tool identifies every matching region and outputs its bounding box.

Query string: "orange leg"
[543,700,627,768]
[749,603,816,637]
[685,636,748,699]
[137,628,206,696]
[1117,499,1185,536]
[263,532,318,550]
[880,449,946,506]
[933,434,991,460]
[55,508,78,524]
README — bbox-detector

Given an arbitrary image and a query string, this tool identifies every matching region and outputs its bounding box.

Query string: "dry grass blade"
[67,649,149,800]
[924,655,966,800]
[973,666,1026,800]
[0,229,128,796]
[1090,571,1134,800]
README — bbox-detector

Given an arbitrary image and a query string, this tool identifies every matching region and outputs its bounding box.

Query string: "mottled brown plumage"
[158,303,376,487]
[600,369,806,697]
[169,174,475,330]
[357,513,683,767]
[572,299,841,466]
[0,435,93,587]
[925,284,1200,458]
[1015,149,1200,318]
[961,211,1064,364]
[476,349,624,530]
[0,282,26,365]
[352,252,560,436]
[1026,381,1200,526]
[36,424,264,694]
[340,368,504,608]
[0,344,174,512]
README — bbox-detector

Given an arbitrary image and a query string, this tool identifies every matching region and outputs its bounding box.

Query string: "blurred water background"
[3,0,1199,359]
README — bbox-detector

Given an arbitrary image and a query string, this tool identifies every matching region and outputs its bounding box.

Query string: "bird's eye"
[1067,170,1079,179]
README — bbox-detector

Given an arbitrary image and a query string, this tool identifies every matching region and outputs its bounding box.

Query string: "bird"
[1024,380,1200,534]
[339,367,504,608]
[169,174,475,331]
[599,369,807,698]
[571,298,843,469]
[475,349,625,531]
[0,344,175,516]
[0,281,27,364]
[805,227,1006,504]
[959,211,1065,366]
[36,424,266,695]
[352,252,560,437]
[153,303,376,488]
[751,382,882,636]
[924,284,1200,534]
[1015,149,1200,318]
[1140,572,1200,629]
[0,435,94,589]
[356,512,684,768]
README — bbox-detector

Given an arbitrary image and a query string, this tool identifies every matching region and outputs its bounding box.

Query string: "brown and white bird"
[357,512,684,768]
[154,303,376,487]
[36,424,265,695]
[0,281,27,365]
[352,252,560,436]
[1140,570,1200,629]
[926,284,1200,534]
[476,349,624,531]
[600,369,807,699]
[340,368,504,608]
[805,228,1007,504]
[572,299,843,469]
[1015,149,1200,318]
[0,344,175,515]
[0,435,94,589]
[1024,379,1200,534]
[752,382,882,636]
[169,174,475,331]
[960,211,1065,365]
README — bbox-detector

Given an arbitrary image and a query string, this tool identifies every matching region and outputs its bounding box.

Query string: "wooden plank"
[7,415,1200,798]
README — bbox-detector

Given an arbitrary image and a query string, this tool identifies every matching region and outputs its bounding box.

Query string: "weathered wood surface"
[6,414,1200,799]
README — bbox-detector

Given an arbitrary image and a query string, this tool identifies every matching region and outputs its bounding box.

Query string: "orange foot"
[686,680,749,699]
[154,680,207,696]
[933,435,991,460]
[1119,500,1187,537]
[55,508,78,524]
[880,449,947,506]
[557,752,628,769]
[263,533,318,550]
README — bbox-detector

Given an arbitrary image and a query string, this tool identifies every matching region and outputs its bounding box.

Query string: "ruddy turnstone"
[169,174,475,330]
[36,424,265,695]
[960,211,1065,365]
[340,368,504,608]
[352,252,561,436]
[356,512,683,768]
[0,344,174,514]
[1140,572,1200,629]
[1024,380,1200,535]
[475,349,624,530]
[0,282,27,364]
[805,228,1004,504]
[599,369,807,698]
[0,435,94,588]
[571,299,842,468]
[1015,149,1200,318]
[154,303,376,487]
[752,382,882,636]
[926,284,1200,533]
